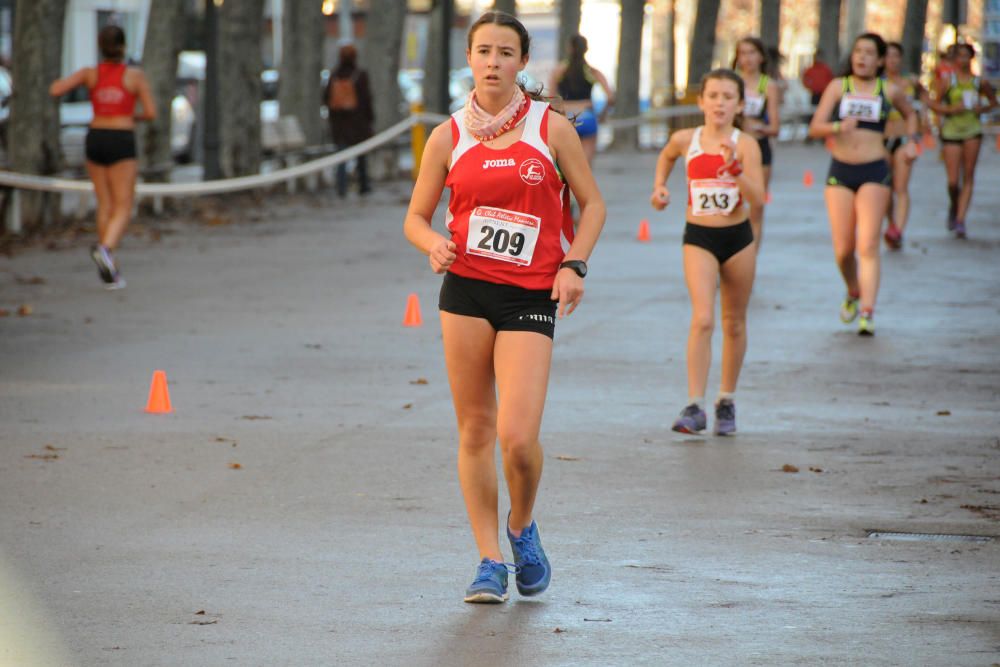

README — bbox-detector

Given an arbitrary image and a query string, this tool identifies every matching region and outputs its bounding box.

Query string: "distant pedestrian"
[549,34,614,166]
[808,33,918,337]
[802,50,834,107]
[325,44,373,197]
[649,68,765,436]
[928,43,998,238]
[49,25,155,289]
[404,11,605,604]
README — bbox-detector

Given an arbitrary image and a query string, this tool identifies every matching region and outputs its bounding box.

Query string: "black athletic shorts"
[439,272,557,339]
[757,136,772,166]
[826,157,890,192]
[941,133,982,145]
[683,219,754,265]
[85,128,137,166]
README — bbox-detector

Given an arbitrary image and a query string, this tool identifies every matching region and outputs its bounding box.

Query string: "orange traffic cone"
[145,370,173,414]
[803,169,814,187]
[637,219,651,242]
[403,293,422,327]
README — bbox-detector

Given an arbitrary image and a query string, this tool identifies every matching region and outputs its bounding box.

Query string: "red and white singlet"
[444,99,574,290]
[685,126,743,218]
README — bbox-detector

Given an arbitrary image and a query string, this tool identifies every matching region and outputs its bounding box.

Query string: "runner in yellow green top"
[928,44,998,238]
[732,37,780,250]
[882,42,928,250]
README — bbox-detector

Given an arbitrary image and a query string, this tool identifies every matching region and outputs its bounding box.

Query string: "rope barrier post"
[411,102,426,181]
[5,188,21,235]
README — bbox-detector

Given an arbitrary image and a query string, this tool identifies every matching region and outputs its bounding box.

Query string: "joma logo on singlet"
[482,158,516,169]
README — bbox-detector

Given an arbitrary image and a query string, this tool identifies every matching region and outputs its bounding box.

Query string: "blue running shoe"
[714,399,736,436]
[507,516,551,596]
[672,403,707,434]
[463,558,509,603]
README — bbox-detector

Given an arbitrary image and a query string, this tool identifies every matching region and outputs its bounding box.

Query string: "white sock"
[717,391,735,404]
[689,396,705,409]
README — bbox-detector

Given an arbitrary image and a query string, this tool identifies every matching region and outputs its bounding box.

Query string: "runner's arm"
[808,78,852,137]
[404,122,455,272]
[976,80,998,114]
[548,111,605,263]
[49,68,90,97]
[131,69,157,122]
[650,130,686,210]
[761,80,781,137]
[735,133,765,208]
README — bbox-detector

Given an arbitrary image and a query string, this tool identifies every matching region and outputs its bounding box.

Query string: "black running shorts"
[439,272,557,339]
[85,128,137,166]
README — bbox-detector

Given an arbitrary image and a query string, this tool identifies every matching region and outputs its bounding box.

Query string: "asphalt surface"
[1,142,999,666]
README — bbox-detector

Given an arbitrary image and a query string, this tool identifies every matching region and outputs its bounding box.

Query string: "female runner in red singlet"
[50,25,155,289]
[649,69,764,437]
[404,11,605,604]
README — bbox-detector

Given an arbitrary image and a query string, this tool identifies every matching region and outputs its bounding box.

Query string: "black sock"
[948,185,959,218]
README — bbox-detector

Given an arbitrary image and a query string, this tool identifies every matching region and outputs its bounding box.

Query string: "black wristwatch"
[559,260,588,278]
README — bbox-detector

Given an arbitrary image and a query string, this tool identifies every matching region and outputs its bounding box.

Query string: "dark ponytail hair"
[842,32,887,78]
[98,25,126,62]
[730,37,768,74]
[699,68,745,129]
[467,10,549,104]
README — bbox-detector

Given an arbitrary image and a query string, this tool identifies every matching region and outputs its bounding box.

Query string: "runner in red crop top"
[649,68,764,437]
[50,25,155,289]
[404,11,605,604]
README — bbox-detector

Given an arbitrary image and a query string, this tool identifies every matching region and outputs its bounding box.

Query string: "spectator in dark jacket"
[325,44,374,196]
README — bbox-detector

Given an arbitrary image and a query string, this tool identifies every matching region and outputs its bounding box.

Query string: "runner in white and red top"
[649,68,764,437]
[404,10,605,605]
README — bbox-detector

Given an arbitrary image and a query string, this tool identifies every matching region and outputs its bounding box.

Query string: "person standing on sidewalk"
[404,11,605,604]
[649,69,765,436]
[732,37,779,247]
[927,43,998,239]
[808,33,918,337]
[325,44,374,197]
[49,25,155,289]
[802,49,834,143]
[882,42,927,250]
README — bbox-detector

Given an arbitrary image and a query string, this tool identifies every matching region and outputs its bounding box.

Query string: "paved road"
[1,143,999,666]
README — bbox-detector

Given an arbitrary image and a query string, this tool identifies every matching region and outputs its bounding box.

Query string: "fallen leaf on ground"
[194,610,206,615]
[189,619,218,625]
[0,309,9,317]
[240,415,272,420]
[410,378,428,385]
[809,466,823,473]
[781,464,799,473]
[555,455,580,461]
[214,436,236,444]
[553,627,565,633]
[229,463,242,470]
[17,304,32,316]
[25,454,59,461]
[936,410,951,416]
[402,403,413,409]
[15,276,46,285]
[304,343,322,349]
[583,618,612,622]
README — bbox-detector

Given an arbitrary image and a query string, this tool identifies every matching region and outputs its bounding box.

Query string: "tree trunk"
[140,0,184,180]
[843,0,865,58]
[818,0,841,72]
[612,0,643,149]
[556,0,582,62]
[901,0,929,76]
[218,0,264,178]
[279,0,325,146]
[423,0,449,115]
[687,0,721,95]
[9,0,67,233]
[492,0,516,15]
[759,0,780,51]
[363,0,405,177]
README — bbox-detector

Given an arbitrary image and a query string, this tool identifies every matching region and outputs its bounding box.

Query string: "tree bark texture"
[557,0,581,62]
[279,0,325,146]
[492,0,516,16]
[759,0,780,50]
[363,0,405,177]
[901,0,929,75]
[9,0,67,232]
[818,0,841,72]
[218,0,264,178]
[687,0,721,94]
[140,0,184,179]
[612,0,644,149]
[423,0,447,115]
